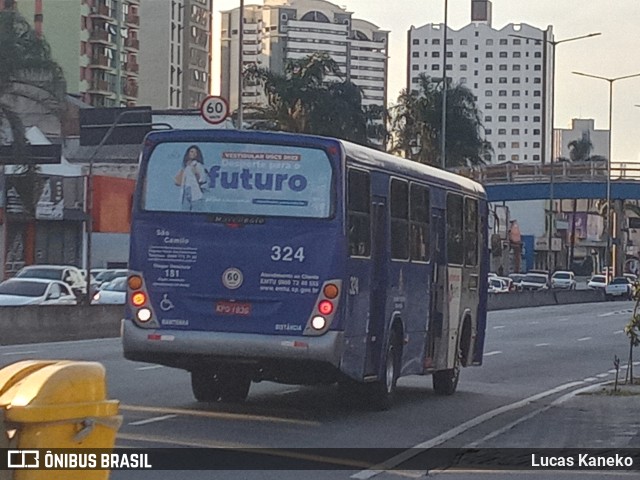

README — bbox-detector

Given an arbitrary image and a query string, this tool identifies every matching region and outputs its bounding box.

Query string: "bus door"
[364,196,388,377]
[428,207,447,367]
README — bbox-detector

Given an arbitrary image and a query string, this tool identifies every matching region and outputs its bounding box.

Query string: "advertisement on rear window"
[143,142,333,218]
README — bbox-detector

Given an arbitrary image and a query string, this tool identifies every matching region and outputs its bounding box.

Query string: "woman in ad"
[175,145,207,211]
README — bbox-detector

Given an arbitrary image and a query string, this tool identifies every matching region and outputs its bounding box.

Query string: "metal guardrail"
[453,162,640,184]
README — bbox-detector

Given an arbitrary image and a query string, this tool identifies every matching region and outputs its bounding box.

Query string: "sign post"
[200,96,229,125]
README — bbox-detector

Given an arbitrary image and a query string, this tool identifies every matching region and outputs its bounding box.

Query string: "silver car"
[551,271,576,290]
[0,279,77,306]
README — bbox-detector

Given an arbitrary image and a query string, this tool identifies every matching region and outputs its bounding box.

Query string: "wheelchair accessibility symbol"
[160,294,174,312]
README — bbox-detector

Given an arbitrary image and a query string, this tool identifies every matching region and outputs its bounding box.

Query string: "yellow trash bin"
[0,360,121,480]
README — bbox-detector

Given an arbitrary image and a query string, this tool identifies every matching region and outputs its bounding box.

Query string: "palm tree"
[0,7,66,215]
[243,53,382,146]
[390,74,491,169]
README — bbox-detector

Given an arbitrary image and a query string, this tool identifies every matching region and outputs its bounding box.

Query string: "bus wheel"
[191,370,223,402]
[219,374,251,402]
[369,330,401,410]
[191,370,251,403]
[432,354,460,396]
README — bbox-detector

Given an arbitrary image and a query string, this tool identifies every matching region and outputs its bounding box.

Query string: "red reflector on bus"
[293,341,308,348]
[226,223,242,229]
[148,334,161,340]
[318,300,333,315]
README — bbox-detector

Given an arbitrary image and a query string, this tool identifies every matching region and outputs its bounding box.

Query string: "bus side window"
[447,193,464,265]
[464,197,479,266]
[390,179,409,260]
[410,184,430,262]
[348,169,371,257]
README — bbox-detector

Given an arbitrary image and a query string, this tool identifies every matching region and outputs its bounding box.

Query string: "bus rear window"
[143,142,333,218]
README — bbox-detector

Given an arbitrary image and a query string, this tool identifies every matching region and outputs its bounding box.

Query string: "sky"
[212,0,640,162]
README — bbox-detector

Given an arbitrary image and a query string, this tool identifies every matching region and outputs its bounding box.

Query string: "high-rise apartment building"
[137,0,213,109]
[220,0,388,113]
[407,0,554,164]
[11,0,141,108]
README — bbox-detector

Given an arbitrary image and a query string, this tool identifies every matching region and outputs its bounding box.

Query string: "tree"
[390,74,491,169]
[243,53,383,146]
[0,7,66,215]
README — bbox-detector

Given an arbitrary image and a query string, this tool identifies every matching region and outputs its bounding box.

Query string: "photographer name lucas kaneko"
[531,454,635,468]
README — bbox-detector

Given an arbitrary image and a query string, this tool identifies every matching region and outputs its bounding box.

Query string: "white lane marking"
[577,337,592,342]
[0,338,117,351]
[535,343,549,347]
[609,369,619,374]
[614,330,624,334]
[596,373,609,378]
[466,382,608,448]
[2,351,39,356]
[583,377,597,382]
[350,381,584,480]
[276,389,300,396]
[128,414,177,426]
[599,312,615,317]
[136,365,163,371]
[492,326,505,330]
[483,351,502,357]
[120,404,320,426]
[556,317,569,322]
[528,321,540,325]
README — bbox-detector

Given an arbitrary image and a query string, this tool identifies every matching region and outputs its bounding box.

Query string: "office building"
[407,0,554,164]
[137,0,213,109]
[220,0,388,113]
[11,0,141,107]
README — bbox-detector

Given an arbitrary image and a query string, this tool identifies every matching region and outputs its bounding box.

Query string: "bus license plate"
[215,301,252,316]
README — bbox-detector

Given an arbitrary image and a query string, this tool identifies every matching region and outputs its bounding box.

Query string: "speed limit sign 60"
[200,96,229,125]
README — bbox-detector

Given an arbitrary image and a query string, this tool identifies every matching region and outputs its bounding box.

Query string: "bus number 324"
[270,246,305,262]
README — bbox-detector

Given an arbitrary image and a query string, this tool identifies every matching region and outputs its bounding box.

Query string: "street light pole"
[237,0,245,130]
[510,32,600,271]
[440,0,448,170]
[83,110,144,303]
[572,70,640,280]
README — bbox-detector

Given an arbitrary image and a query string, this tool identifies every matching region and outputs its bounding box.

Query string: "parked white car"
[93,269,128,288]
[587,275,608,290]
[92,277,127,305]
[488,277,509,294]
[551,271,576,290]
[15,265,86,295]
[520,273,549,291]
[0,279,77,306]
[605,277,633,300]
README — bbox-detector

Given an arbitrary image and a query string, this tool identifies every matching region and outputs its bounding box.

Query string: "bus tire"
[191,370,223,402]
[433,346,461,396]
[191,369,251,403]
[369,329,401,411]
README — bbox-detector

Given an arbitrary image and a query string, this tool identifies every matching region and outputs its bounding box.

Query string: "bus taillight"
[131,291,147,307]
[128,275,143,290]
[137,308,152,322]
[323,283,339,299]
[318,300,334,315]
[311,316,326,330]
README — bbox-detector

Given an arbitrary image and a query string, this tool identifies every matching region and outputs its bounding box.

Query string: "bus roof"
[144,129,486,198]
[340,139,486,198]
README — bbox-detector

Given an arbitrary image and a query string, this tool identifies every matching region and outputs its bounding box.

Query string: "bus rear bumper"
[122,320,344,370]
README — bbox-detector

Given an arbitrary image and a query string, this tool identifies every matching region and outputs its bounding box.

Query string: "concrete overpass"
[454,162,640,202]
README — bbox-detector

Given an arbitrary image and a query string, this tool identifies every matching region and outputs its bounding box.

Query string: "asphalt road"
[1,300,638,480]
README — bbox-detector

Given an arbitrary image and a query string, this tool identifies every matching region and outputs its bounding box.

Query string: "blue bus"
[122,129,488,409]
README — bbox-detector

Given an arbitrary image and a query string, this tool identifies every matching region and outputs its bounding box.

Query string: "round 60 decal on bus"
[200,95,229,125]
[222,268,243,289]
